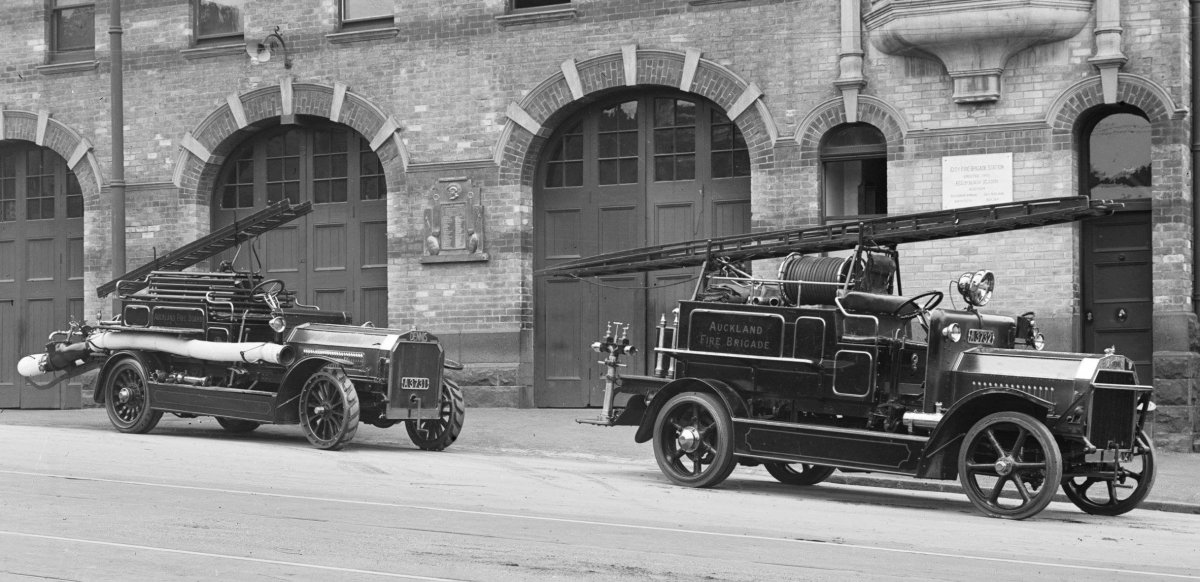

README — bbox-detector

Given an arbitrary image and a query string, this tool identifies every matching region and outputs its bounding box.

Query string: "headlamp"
[956,270,995,308]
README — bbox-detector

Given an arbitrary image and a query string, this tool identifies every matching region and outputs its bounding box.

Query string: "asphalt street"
[1,408,1198,581]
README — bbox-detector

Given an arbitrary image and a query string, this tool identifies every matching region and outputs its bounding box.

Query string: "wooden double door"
[534,93,752,407]
[0,144,84,408]
[212,122,389,326]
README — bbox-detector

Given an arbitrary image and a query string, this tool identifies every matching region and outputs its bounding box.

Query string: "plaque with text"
[421,178,488,263]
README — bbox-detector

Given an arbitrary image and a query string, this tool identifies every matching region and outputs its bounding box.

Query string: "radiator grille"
[1088,386,1137,450]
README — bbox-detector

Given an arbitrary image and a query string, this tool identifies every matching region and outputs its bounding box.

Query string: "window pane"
[197,0,245,38]
[332,179,347,203]
[545,165,562,188]
[599,160,618,186]
[513,0,570,10]
[654,99,673,128]
[675,100,696,126]
[655,157,673,182]
[564,134,583,160]
[564,161,582,187]
[1088,113,1151,200]
[676,127,695,154]
[675,155,695,181]
[712,151,731,179]
[54,5,95,52]
[343,0,392,21]
[654,129,673,154]
[598,133,618,159]
[314,181,330,204]
[619,158,637,184]
[712,124,732,151]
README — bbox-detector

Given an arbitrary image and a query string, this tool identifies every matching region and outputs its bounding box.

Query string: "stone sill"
[327,27,400,44]
[37,60,98,75]
[420,253,490,264]
[495,7,577,28]
[689,0,748,5]
[180,43,245,61]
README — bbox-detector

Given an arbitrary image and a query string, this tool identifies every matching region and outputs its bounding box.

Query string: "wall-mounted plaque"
[421,178,488,263]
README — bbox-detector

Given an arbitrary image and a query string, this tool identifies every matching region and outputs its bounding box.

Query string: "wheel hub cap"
[676,426,701,453]
[994,456,1015,476]
[117,387,132,404]
[314,405,327,416]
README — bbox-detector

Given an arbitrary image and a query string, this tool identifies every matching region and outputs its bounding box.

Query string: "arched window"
[821,123,887,221]
[1083,112,1151,200]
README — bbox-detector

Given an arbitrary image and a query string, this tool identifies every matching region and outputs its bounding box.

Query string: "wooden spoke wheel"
[1061,430,1157,516]
[958,412,1062,519]
[298,366,360,450]
[103,358,163,434]
[406,379,466,451]
[652,392,736,488]
[764,462,836,486]
[215,417,262,434]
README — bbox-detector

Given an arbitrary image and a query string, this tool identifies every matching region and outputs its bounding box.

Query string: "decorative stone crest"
[421,178,488,263]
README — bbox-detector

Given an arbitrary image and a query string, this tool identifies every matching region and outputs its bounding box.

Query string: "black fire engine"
[20,200,464,451]
[543,196,1155,520]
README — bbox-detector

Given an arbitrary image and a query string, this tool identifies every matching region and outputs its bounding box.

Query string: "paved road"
[2,416,1198,581]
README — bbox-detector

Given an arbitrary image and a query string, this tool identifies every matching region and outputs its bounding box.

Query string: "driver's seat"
[839,291,922,319]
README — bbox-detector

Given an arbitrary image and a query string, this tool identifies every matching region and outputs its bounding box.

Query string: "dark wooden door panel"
[1082,210,1152,379]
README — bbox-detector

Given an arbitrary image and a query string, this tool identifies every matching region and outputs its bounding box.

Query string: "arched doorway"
[0,142,85,408]
[534,91,752,407]
[1078,106,1152,379]
[212,119,388,326]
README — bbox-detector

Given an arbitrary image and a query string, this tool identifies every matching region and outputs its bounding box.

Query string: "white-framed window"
[821,123,887,221]
[340,0,394,30]
[48,0,94,63]
[194,0,245,45]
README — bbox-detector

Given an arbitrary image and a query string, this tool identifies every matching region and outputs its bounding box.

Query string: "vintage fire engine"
[544,196,1155,519]
[18,200,464,451]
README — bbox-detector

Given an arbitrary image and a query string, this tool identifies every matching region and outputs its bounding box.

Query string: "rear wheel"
[215,417,261,434]
[652,392,736,488]
[406,379,466,451]
[958,411,1062,519]
[764,462,836,486]
[1061,430,1156,516]
[104,358,163,434]
[299,366,360,450]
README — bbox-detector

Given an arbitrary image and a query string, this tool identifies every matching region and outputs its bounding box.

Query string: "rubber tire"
[1061,430,1157,516]
[215,417,261,434]
[764,462,836,486]
[298,366,360,451]
[652,391,736,488]
[406,379,466,451]
[103,357,163,434]
[958,411,1063,520]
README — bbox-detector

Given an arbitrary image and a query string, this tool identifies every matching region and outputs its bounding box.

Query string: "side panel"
[734,418,925,475]
[148,383,278,423]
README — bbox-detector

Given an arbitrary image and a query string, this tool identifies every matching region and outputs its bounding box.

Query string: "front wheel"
[1061,430,1157,516]
[298,366,360,450]
[652,392,736,488]
[104,358,163,434]
[958,411,1063,519]
[406,379,465,451]
[764,462,836,486]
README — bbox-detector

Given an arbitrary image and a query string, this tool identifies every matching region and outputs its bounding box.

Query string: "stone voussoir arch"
[495,46,782,186]
[1046,73,1188,141]
[171,78,410,203]
[794,95,909,164]
[0,107,104,199]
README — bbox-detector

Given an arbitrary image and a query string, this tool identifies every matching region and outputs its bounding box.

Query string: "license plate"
[400,377,431,390]
[967,329,996,345]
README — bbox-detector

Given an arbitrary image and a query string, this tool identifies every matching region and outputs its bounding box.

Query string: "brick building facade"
[1,0,1196,450]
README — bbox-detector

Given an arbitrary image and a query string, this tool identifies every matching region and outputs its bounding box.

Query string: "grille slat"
[1089,386,1137,450]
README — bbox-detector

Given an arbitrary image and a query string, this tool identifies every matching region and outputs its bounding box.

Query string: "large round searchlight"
[957,270,995,308]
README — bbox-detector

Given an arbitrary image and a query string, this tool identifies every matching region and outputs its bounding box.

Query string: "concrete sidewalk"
[2,407,1197,514]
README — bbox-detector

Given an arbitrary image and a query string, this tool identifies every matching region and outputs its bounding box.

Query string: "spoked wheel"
[1061,430,1157,516]
[958,412,1063,519]
[298,366,360,450]
[215,417,261,434]
[764,462,836,486]
[406,379,466,451]
[652,392,736,488]
[104,358,163,434]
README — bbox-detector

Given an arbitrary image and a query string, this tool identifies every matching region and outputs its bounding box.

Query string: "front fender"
[916,388,1051,479]
[274,356,344,423]
[633,377,748,444]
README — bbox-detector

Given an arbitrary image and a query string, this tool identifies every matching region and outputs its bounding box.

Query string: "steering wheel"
[892,290,943,320]
[251,279,285,303]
